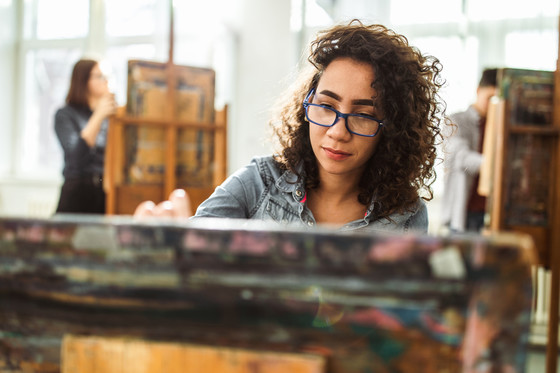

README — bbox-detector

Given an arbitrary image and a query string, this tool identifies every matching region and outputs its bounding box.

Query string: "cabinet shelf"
[115,115,225,130]
[508,125,560,135]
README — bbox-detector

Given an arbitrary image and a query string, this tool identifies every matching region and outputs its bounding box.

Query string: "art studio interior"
[0,0,559,372]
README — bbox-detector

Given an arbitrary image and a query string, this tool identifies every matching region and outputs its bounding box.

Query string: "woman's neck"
[315,168,362,203]
[305,168,367,227]
[313,184,357,207]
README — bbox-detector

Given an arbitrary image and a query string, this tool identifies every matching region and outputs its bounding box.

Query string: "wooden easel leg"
[547,253,559,373]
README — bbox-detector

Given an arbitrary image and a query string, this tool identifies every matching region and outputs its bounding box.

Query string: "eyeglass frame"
[302,89,384,138]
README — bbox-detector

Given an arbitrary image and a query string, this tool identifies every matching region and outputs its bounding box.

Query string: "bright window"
[14,0,235,178]
[105,44,158,105]
[291,0,332,32]
[17,0,169,177]
[105,0,157,37]
[505,30,558,71]
[467,0,559,21]
[20,48,81,173]
[407,36,479,114]
[35,0,89,39]
[390,0,463,25]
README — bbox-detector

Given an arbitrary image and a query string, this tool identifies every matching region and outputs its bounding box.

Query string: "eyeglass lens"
[307,105,380,136]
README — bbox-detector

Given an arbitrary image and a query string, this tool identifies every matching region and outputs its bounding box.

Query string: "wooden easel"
[104,2,227,214]
[546,25,560,373]
[0,216,537,372]
[482,25,560,373]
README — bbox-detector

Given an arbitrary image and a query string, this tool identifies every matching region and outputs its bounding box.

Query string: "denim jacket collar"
[276,163,307,203]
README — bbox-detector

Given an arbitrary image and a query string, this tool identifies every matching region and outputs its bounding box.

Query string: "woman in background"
[54,59,117,214]
[135,20,446,233]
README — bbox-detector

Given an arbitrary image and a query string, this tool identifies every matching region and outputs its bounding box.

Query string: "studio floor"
[526,346,559,371]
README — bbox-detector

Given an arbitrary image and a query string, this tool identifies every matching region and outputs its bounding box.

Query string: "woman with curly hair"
[135,20,445,233]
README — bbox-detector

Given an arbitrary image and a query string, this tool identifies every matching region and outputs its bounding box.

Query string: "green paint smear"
[351,325,406,362]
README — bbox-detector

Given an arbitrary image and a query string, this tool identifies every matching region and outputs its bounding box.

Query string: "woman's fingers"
[152,200,175,217]
[169,189,193,218]
[132,189,192,219]
[133,200,174,218]
[133,200,156,217]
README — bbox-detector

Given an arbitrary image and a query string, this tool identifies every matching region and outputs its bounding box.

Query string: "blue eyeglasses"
[303,89,384,137]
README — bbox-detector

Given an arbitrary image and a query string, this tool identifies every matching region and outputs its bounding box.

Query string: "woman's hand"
[92,93,117,120]
[81,93,117,147]
[133,189,193,219]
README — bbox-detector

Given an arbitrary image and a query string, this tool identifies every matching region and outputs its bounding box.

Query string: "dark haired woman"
[54,59,117,214]
[135,20,446,233]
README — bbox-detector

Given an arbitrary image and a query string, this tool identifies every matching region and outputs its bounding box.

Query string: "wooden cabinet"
[485,69,558,266]
[484,67,560,373]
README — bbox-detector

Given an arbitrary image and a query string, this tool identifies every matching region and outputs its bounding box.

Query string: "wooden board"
[62,335,325,373]
[0,216,537,372]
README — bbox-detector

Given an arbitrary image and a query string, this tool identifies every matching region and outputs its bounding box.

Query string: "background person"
[135,20,447,234]
[441,68,498,232]
[54,59,117,214]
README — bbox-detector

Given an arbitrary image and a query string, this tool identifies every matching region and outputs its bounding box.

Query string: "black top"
[54,105,107,179]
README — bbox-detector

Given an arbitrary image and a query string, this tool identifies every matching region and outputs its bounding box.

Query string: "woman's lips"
[323,147,351,161]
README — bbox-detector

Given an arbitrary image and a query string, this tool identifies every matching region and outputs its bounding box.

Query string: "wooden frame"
[0,215,536,372]
[483,66,560,373]
[547,45,560,373]
[104,100,227,215]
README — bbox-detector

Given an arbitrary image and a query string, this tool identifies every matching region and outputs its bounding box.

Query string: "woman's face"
[87,64,110,98]
[309,57,382,180]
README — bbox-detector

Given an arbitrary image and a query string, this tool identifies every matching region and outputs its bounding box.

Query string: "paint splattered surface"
[0,215,535,372]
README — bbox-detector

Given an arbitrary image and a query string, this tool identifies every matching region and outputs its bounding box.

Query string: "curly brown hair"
[272,20,445,220]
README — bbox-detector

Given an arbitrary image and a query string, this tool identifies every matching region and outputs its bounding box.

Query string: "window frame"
[12,0,170,180]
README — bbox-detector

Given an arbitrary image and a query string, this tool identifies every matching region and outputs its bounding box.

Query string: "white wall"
[229,0,297,172]
[0,178,60,218]
[0,1,15,176]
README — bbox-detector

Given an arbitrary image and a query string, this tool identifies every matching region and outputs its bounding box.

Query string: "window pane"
[467,0,559,21]
[23,0,33,40]
[407,36,479,116]
[505,30,558,71]
[174,0,240,35]
[19,49,81,175]
[106,0,158,37]
[390,0,462,25]
[304,0,332,28]
[174,39,215,67]
[106,44,158,106]
[36,0,89,39]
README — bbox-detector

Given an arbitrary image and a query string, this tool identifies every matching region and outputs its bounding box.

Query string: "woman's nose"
[326,116,351,140]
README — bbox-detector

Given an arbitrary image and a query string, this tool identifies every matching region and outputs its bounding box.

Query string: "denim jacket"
[194,156,428,233]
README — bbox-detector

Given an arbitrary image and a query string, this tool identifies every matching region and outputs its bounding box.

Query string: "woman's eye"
[358,113,376,118]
